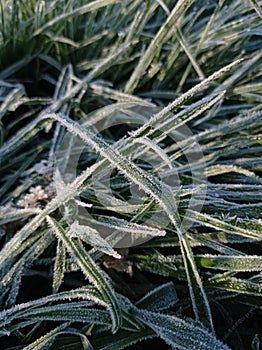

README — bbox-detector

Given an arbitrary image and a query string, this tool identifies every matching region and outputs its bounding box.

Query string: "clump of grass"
[0,1,261,349]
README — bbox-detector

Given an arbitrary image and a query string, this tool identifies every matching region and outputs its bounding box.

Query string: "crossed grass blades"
[0,0,262,349]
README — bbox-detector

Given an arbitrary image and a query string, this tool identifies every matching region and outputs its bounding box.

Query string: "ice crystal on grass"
[0,0,261,348]
[17,185,49,208]
[69,220,121,259]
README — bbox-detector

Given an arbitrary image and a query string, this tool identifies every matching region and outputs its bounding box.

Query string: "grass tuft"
[0,0,261,349]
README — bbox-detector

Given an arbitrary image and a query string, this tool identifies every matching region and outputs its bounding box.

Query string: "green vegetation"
[0,0,261,349]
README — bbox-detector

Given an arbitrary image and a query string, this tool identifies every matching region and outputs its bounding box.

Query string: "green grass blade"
[33,0,121,35]
[97,328,156,350]
[46,216,122,333]
[209,276,262,297]
[23,323,70,350]
[0,287,107,330]
[50,112,214,331]
[186,210,261,240]
[52,239,66,294]
[69,220,121,258]
[16,304,111,325]
[197,255,262,272]
[136,309,230,350]
[124,0,194,93]
[135,282,178,311]
[130,60,242,139]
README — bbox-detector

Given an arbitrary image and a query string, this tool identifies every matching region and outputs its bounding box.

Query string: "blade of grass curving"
[1,231,55,307]
[0,304,111,335]
[205,164,259,178]
[109,294,143,332]
[42,329,95,350]
[0,287,107,330]
[46,215,122,333]
[0,84,25,120]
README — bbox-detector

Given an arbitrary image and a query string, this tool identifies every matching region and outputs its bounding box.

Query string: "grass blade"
[34,0,121,35]
[136,309,230,350]
[125,0,194,93]
[46,216,122,333]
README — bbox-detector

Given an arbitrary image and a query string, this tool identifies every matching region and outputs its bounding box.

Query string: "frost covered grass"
[0,0,262,349]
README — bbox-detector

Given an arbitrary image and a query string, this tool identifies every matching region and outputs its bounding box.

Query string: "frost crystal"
[17,185,55,208]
